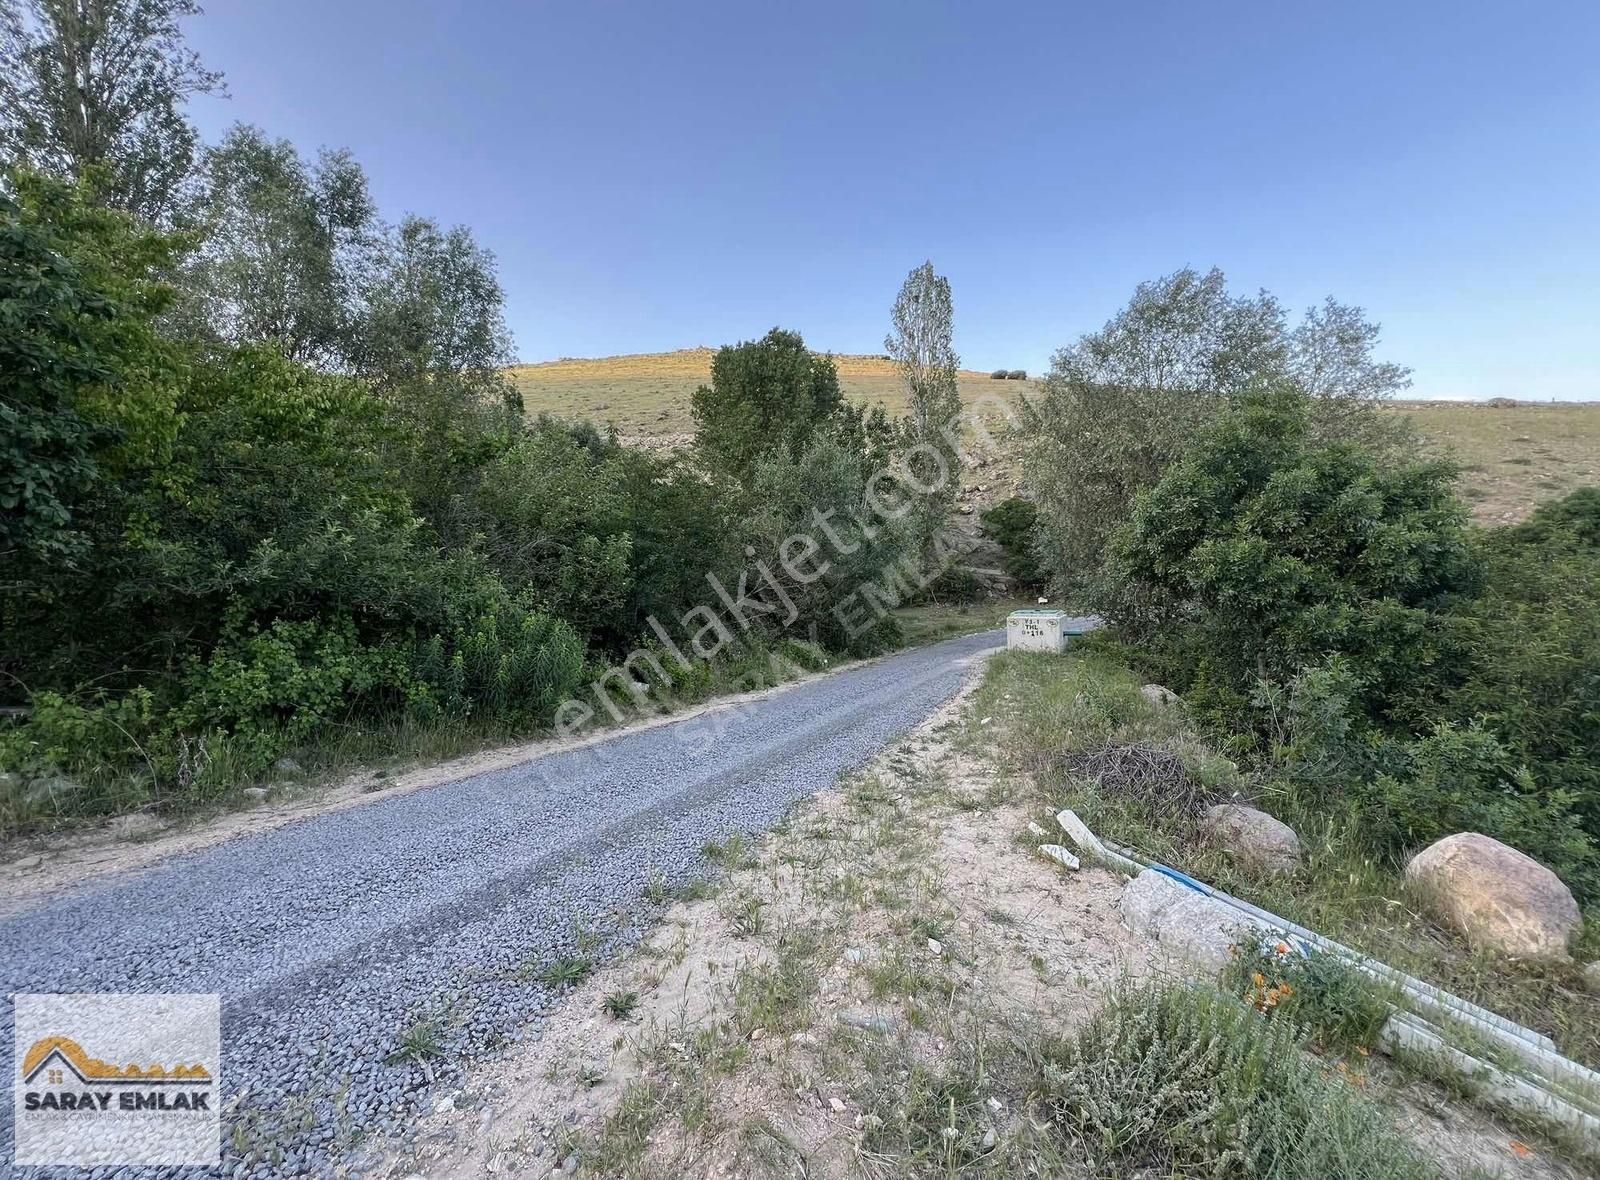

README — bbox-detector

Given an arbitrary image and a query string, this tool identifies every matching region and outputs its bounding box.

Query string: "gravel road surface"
[1,630,1002,1177]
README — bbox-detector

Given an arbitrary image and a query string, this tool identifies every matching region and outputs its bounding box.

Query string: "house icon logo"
[21,1035,212,1088]
[13,993,221,1166]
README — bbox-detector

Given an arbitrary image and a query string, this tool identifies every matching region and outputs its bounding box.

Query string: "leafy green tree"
[744,436,908,653]
[358,214,514,393]
[691,328,848,487]
[356,214,522,520]
[886,261,962,551]
[0,0,223,223]
[1098,386,1476,723]
[1022,268,1412,590]
[458,419,636,645]
[0,170,183,581]
[173,125,379,366]
[0,185,109,569]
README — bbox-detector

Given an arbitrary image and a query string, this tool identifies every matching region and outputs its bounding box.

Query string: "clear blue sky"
[186,1,1600,399]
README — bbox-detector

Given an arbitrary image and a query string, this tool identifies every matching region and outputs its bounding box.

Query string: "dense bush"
[1099,386,1477,725]
[989,369,1007,380]
[1006,369,1026,380]
[1096,388,1600,897]
[0,178,938,832]
[1270,657,1598,895]
[1430,490,1600,837]
[979,496,1044,590]
[0,182,619,825]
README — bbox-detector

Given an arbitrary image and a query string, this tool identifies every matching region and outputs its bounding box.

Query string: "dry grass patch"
[507,348,1028,439]
[1394,400,1600,524]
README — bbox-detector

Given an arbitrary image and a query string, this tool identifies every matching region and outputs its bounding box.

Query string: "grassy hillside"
[1401,399,1600,523]
[509,350,1600,523]
[508,348,1035,441]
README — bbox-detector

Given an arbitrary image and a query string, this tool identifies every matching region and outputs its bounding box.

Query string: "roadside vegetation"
[401,665,1560,1179]
[1005,265,1599,908]
[2,5,1003,838]
[977,649,1600,1070]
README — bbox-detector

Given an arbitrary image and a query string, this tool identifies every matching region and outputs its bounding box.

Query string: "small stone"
[242,787,269,803]
[829,1097,846,1114]
[981,1128,996,1149]
[13,854,42,870]
[749,1027,765,1041]
[272,756,305,776]
[843,947,868,964]
[1584,962,1600,995]
[839,1013,899,1035]
[1203,804,1303,876]
[433,1095,456,1115]
[985,1096,1003,1114]
[928,938,943,956]
[1139,684,1180,707]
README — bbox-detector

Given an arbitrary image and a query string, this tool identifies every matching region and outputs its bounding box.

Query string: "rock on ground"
[1405,832,1581,959]
[1583,961,1600,996]
[1139,684,1180,707]
[1204,804,1303,875]
[1119,868,1250,977]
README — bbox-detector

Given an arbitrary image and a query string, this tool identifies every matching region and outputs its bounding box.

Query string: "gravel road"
[1,629,1002,1178]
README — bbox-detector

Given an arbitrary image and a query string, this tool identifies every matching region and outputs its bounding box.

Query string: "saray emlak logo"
[13,993,220,1166]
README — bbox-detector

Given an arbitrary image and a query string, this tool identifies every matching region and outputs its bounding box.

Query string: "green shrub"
[1036,980,1432,1179]
[1429,490,1600,840]
[1225,942,1394,1053]
[420,604,585,721]
[979,496,1044,590]
[1362,722,1597,897]
[1266,652,1600,899]
[173,619,416,763]
[1099,386,1478,729]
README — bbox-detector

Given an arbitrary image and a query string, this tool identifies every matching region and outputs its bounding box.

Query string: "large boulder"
[1120,869,1250,977]
[1405,833,1581,959]
[1204,804,1303,875]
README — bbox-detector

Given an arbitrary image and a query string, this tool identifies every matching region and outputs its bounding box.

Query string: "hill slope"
[509,350,1599,524]
[508,348,1032,440]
